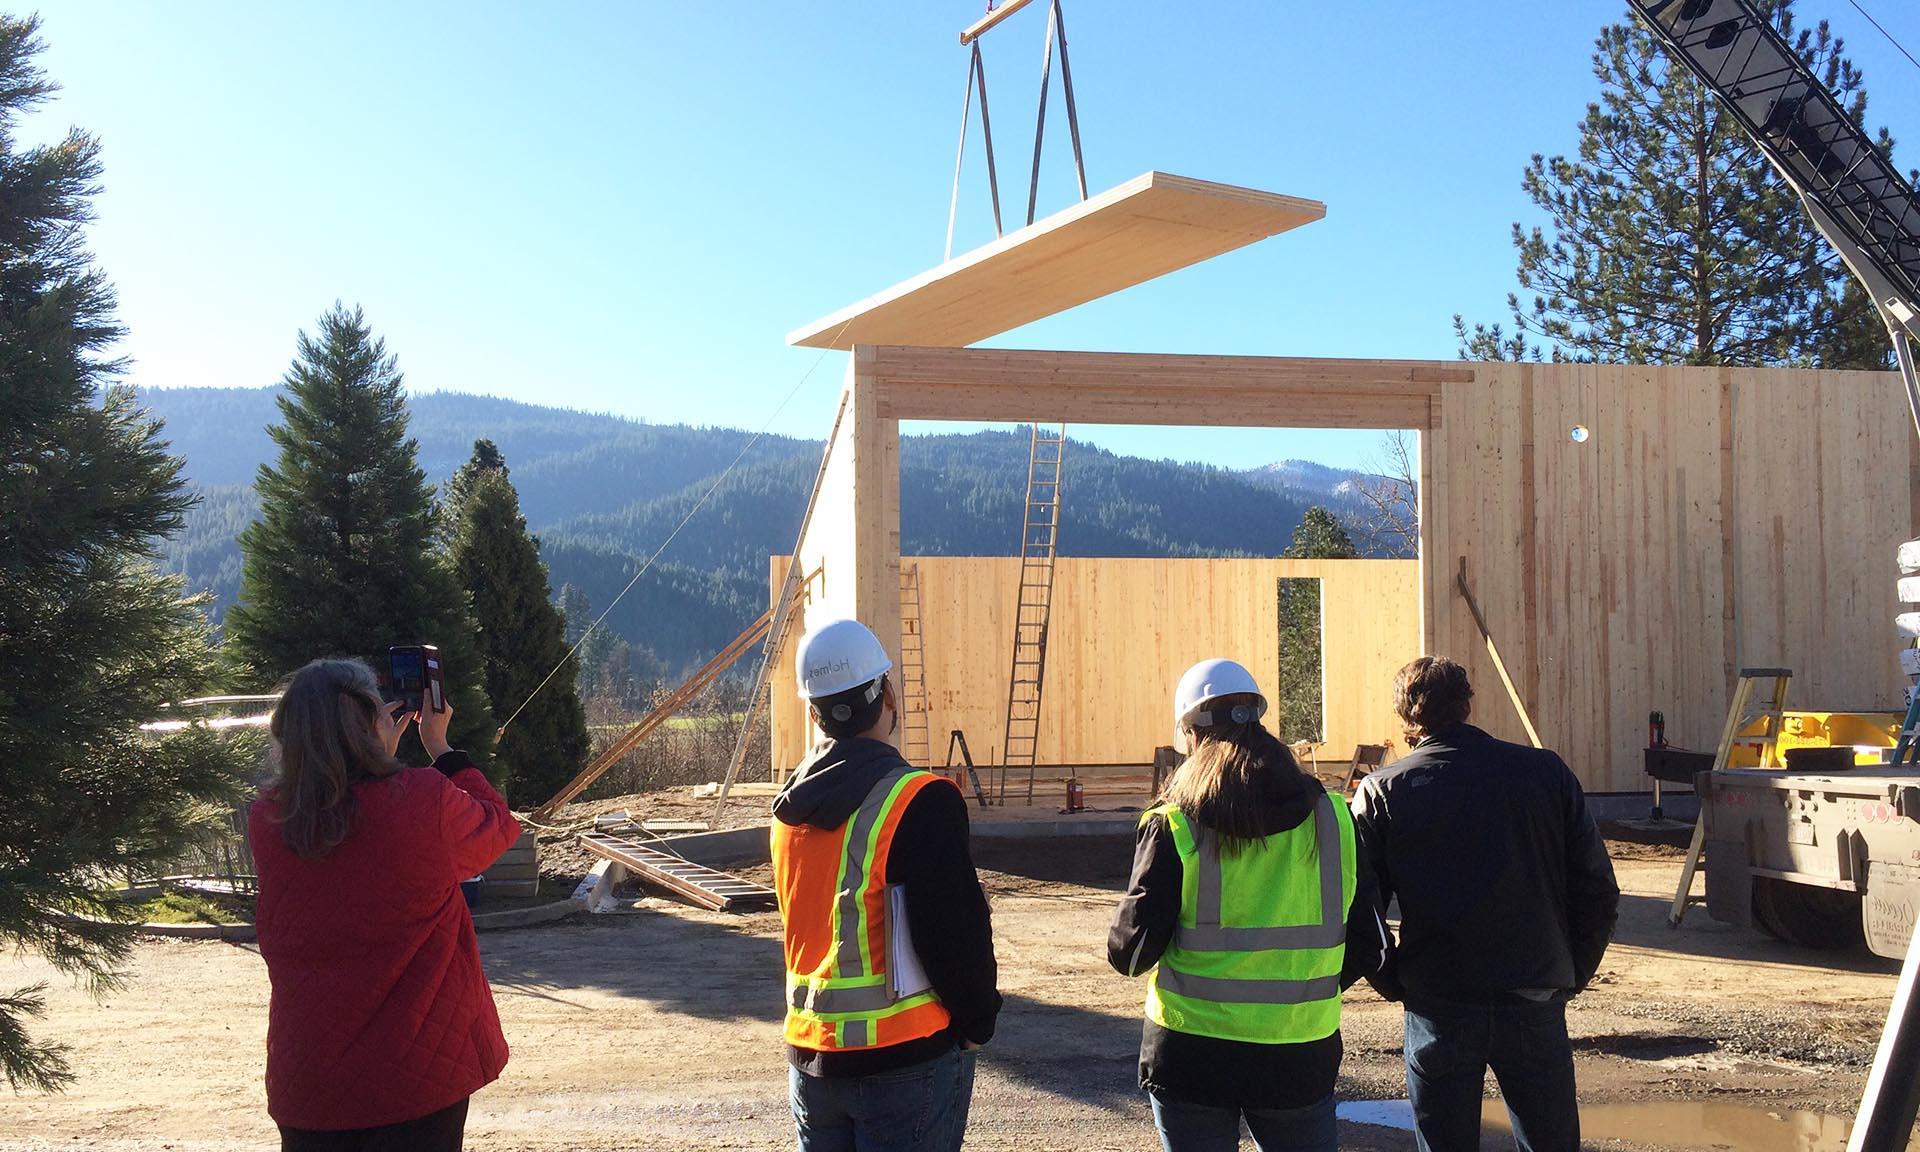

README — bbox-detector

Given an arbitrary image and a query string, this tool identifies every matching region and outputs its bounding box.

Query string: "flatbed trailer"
[1700,765,1920,958]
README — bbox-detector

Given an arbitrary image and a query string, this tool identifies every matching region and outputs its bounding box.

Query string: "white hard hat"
[795,618,893,700]
[1172,658,1268,750]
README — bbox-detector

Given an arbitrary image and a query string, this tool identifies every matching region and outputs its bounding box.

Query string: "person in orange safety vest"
[771,617,1001,1152]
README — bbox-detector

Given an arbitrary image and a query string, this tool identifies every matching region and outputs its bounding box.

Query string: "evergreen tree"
[225,305,495,768]
[1457,1,1893,367]
[1275,508,1359,743]
[445,443,590,801]
[558,582,591,646]
[1283,507,1358,562]
[0,15,252,1091]
[436,437,507,547]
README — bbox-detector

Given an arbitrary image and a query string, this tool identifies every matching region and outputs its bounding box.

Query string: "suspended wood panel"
[787,173,1324,350]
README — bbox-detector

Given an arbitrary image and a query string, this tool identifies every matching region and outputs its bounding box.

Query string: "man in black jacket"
[1354,656,1619,1152]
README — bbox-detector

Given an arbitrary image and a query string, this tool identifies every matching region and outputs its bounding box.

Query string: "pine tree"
[1456,1,1893,368]
[436,437,507,548]
[1284,508,1358,562]
[0,15,253,1091]
[558,583,591,647]
[1275,509,1359,743]
[225,305,496,768]
[445,442,589,802]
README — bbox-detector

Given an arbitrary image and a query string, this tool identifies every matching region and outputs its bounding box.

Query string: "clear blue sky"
[30,1,1920,471]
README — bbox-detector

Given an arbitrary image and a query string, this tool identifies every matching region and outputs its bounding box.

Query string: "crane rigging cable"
[1842,0,1920,76]
[492,316,853,741]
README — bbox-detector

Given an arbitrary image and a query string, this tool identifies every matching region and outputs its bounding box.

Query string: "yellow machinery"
[1726,710,1902,768]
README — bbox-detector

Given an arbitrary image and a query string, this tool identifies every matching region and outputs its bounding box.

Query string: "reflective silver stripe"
[790,981,893,1014]
[1176,922,1345,950]
[842,1018,869,1047]
[832,768,915,980]
[1156,968,1342,1005]
[1176,794,1346,953]
[1194,825,1223,927]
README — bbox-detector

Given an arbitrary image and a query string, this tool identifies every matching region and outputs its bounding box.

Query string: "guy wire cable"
[1843,0,1920,75]
[493,316,854,741]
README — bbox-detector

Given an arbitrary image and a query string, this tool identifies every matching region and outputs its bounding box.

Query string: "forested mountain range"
[139,387,1395,673]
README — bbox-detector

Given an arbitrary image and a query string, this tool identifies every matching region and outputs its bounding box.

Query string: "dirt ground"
[0,828,1903,1151]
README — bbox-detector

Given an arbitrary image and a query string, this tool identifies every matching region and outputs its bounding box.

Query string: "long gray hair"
[267,658,403,858]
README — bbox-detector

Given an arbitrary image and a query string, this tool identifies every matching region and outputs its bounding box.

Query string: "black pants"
[278,1097,469,1152]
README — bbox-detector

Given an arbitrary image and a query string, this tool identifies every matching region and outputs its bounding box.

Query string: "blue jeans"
[1404,1000,1578,1152]
[1149,1093,1336,1152]
[788,1046,976,1152]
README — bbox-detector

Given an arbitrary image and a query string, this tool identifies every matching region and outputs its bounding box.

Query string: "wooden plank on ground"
[787,173,1323,350]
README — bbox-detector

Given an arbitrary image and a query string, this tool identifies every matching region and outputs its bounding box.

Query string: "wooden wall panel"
[1729,369,1909,711]
[770,557,1422,774]
[784,360,903,753]
[1429,362,1908,793]
[773,349,1909,796]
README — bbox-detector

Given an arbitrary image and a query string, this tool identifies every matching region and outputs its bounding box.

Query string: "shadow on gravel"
[978,991,1144,1114]
[971,834,1135,891]
[1612,892,1895,974]
[1572,1031,1716,1059]
[480,906,785,1023]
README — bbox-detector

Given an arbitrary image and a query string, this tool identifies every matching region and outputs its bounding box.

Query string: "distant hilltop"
[139,387,1402,673]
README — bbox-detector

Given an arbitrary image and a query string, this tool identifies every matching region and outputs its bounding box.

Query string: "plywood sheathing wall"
[775,347,1912,794]
[771,556,1422,773]
[1425,362,1916,792]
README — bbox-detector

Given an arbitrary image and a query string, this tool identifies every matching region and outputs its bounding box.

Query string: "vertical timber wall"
[1425,362,1918,791]
[771,349,1914,794]
[771,556,1422,771]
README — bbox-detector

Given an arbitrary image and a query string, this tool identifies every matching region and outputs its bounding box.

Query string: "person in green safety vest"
[1108,658,1393,1152]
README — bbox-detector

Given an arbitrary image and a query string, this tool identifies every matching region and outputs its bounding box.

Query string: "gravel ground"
[0,822,1904,1151]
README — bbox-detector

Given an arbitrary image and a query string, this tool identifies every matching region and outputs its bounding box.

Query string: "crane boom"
[1627,6,1920,1150]
[1627,0,1920,433]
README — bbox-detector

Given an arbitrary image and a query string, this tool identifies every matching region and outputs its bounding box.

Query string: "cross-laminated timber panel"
[779,344,1916,794]
[771,556,1422,772]
[1423,361,1919,791]
[787,173,1325,351]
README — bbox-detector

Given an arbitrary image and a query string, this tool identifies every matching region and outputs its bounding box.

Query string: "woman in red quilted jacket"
[248,657,521,1151]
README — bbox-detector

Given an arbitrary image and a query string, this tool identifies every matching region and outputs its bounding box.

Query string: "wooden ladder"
[999,423,1066,803]
[1668,667,1791,927]
[898,563,933,768]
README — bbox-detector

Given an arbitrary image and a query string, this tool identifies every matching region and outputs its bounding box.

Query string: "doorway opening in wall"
[1276,576,1324,745]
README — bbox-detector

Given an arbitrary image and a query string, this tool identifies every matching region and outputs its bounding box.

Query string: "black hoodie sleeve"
[1559,760,1621,991]
[1340,836,1394,990]
[1351,779,1404,1001]
[1107,813,1180,977]
[887,781,1002,1045]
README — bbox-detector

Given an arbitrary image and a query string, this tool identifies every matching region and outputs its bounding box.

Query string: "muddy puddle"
[1337,1098,1849,1151]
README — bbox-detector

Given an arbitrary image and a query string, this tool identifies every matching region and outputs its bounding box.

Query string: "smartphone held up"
[384,644,446,715]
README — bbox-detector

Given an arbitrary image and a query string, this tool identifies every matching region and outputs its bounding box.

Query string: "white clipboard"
[885,884,932,999]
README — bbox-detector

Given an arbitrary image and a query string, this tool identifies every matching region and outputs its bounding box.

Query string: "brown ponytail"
[1161,693,1310,855]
